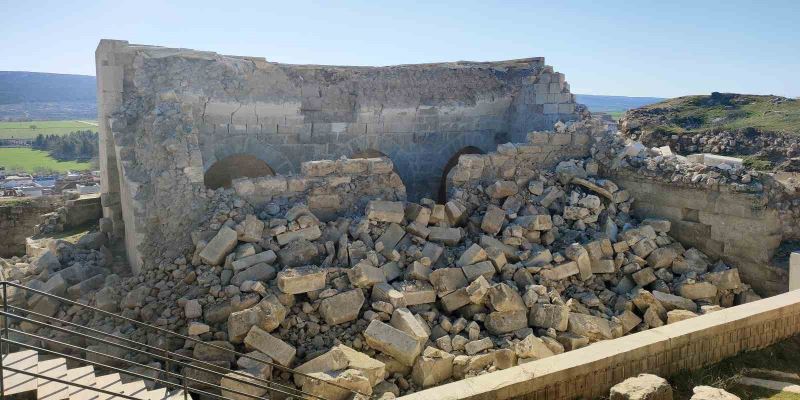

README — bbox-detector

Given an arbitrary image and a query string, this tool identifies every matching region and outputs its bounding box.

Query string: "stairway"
[2,350,187,400]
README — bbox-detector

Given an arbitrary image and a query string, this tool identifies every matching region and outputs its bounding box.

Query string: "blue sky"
[1,0,798,98]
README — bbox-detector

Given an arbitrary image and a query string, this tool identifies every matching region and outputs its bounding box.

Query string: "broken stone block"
[348,261,387,288]
[464,337,493,355]
[642,218,671,233]
[690,386,739,400]
[392,281,436,306]
[557,332,590,351]
[514,335,555,360]
[445,200,468,225]
[632,267,657,287]
[462,261,496,282]
[276,225,322,246]
[293,347,350,386]
[540,261,580,280]
[529,304,570,331]
[646,247,678,269]
[390,308,430,342]
[568,313,614,341]
[481,205,506,235]
[704,268,742,290]
[486,181,518,198]
[631,239,658,258]
[652,291,698,312]
[227,294,287,342]
[609,373,673,400]
[231,250,277,272]
[335,344,386,386]
[485,310,528,334]
[303,369,372,400]
[220,371,268,400]
[421,242,444,264]
[667,310,698,324]
[372,283,407,309]
[363,320,423,366]
[243,326,296,366]
[457,244,487,267]
[488,283,526,312]
[592,259,616,274]
[199,226,238,265]
[465,275,491,304]
[411,346,455,388]
[428,227,463,245]
[278,239,319,267]
[441,288,471,313]
[185,299,202,319]
[277,266,326,294]
[319,289,365,325]
[406,261,432,281]
[239,215,265,242]
[644,307,664,328]
[377,223,406,255]
[429,268,468,297]
[679,282,718,300]
[619,310,642,334]
[367,201,405,223]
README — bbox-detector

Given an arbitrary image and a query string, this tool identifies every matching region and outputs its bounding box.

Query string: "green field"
[0,120,98,139]
[0,148,92,173]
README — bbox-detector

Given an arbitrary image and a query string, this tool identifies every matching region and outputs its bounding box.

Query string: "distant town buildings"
[0,171,100,198]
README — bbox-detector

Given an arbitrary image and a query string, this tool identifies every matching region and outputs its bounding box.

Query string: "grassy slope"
[0,148,92,173]
[631,94,800,135]
[0,120,98,139]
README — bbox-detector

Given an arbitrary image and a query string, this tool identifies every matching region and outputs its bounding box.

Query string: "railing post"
[182,364,188,400]
[1,282,6,399]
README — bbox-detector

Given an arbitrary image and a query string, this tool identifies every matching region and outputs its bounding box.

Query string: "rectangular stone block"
[199,226,238,266]
[277,266,327,294]
[231,250,277,272]
[366,201,405,223]
[244,326,296,366]
[363,320,423,366]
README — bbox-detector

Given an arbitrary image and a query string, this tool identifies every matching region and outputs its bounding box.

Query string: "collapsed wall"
[0,197,60,257]
[96,40,582,273]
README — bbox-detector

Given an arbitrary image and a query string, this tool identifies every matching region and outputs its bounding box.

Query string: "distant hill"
[0,72,95,104]
[0,71,664,120]
[575,94,666,113]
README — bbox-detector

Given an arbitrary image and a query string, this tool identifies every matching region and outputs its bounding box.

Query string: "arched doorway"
[438,146,484,203]
[204,154,275,189]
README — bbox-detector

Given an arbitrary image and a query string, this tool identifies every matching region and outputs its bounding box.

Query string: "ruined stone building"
[96,40,583,272]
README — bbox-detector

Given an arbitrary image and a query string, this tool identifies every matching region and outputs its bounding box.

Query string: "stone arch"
[203,154,275,189]
[438,146,485,202]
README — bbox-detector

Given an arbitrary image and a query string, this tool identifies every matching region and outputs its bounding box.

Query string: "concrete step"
[736,376,800,394]
[65,365,96,400]
[93,373,124,400]
[120,379,148,399]
[144,387,167,400]
[37,357,69,400]
[2,349,39,395]
[164,390,187,400]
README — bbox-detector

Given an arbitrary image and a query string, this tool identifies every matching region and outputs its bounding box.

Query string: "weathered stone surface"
[457,244,487,267]
[243,326,296,366]
[277,266,326,294]
[481,205,506,235]
[392,281,436,306]
[488,283,526,312]
[462,261,496,282]
[367,201,405,223]
[667,310,698,324]
[568,313,614,341]
[679,282,718,300]
[514,335,555,360]
[348,261,387,288]
[485,310,528,334]
[529,304,570,331]
[220,371,268,400]
[541,261,580,280]
[652,291,698,312]
[429,268,468,297]
[428,227,463,245]
[690,386,740,400]
[199,227,238,265]
[364,320,423,366]
[319,289,365,325]
[303,369,372,400]
[609,373,673,400]
[390,308,430,342]
[704,269,742,290]
[411,346,455,388]
[231,250,276,272]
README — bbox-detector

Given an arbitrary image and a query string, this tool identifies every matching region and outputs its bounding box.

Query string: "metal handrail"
[0,280,366,399]
[0,306,315,399]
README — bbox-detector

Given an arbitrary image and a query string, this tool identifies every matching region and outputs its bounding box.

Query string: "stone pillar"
[790,252,800,291]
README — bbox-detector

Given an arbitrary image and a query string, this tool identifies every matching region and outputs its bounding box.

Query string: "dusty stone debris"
[0,121,764,398]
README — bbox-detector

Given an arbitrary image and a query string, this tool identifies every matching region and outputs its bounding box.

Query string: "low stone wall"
[400,289,800,400]
[447,126,597,190]
[609,170,786,296]
[232,157,405,221]
[0,197,60,257]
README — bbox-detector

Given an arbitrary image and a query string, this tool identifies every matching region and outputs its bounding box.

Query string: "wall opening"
[438,146,484,203]
[204,154,275,189]
[350,149,388,159]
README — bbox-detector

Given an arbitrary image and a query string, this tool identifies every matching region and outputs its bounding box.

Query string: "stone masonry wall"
[96,40,582,273]
[232,157,406,221]
[609,171,787,296]
[0,198,60,257]
[400,289,800,400]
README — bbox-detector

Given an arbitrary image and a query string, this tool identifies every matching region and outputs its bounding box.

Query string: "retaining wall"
[401,289,800,400]
[610,170,787,296]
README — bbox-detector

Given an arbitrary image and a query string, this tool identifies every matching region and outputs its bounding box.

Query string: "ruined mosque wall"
[96,39,582,273]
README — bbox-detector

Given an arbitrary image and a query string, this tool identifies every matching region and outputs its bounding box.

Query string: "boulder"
[609,374,673,400]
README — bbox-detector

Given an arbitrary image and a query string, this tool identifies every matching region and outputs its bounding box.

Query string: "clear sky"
[1,0,798,98]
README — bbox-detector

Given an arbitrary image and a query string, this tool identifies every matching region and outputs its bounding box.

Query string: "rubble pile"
[0,133,765,398]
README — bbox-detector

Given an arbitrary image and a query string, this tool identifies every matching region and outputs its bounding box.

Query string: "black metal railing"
[0,280,365,400]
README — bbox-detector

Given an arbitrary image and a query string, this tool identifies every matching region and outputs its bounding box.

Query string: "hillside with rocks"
[620,93,800,172]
